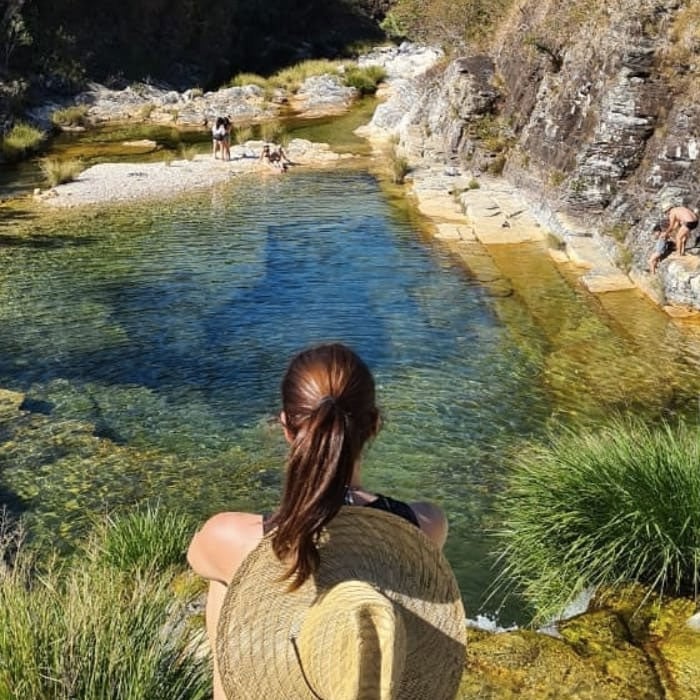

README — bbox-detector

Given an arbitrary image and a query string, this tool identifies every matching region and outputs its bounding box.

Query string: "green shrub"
[39,158,85,187]
[468,178,480,189]
[343,65,387,95]
[51,105,90,128]
[0,512,209,700]
[228,72,269,89]
[90,504,196,573]
[1,121,44,160]
[259,119,285,144]
[269,59,341,92]
[494,417,700,622]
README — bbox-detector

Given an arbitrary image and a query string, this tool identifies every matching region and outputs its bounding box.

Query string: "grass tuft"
[227,72,269,89]
[343,65,386,95]
[90,503,196,573]
[1,121,44,160]
[269,59,342,92]
[493,416,700,623]
[39,157,85,187]
[389,146,410,185]
[51,105,90,128]
[0,508,209,699]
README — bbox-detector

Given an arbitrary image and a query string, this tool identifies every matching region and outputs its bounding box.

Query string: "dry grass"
[40,158,85,187]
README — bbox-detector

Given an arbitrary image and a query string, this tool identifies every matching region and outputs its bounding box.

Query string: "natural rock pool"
[3,166,700,624]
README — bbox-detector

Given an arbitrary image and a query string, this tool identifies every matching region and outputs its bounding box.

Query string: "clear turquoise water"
[3,168,700,623]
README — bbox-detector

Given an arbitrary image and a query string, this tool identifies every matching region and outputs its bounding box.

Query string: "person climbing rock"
[661,201,698,257]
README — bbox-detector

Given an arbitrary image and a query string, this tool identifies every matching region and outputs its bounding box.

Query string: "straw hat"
[217,506,467,700]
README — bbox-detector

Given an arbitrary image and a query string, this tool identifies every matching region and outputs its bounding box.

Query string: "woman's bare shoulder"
[409,501,449,549]
[187,511,263,584]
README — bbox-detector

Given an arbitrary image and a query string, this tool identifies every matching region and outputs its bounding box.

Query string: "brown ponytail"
[268,344,379,589]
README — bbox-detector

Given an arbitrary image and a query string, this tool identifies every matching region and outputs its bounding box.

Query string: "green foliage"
[269,59,342,92]
[90,503,196,572]
[468,178,480,189]
[1,121,44,160]
[494,417,700,623]
[2,0,33,71]
[385,0,515,48]
[259,119,286,144]
[11,1,384,91]
[39,157,84,187]
[228,72,269,89]
[343,64,386,94]
[0,510,209,699]
[50,104,89,128]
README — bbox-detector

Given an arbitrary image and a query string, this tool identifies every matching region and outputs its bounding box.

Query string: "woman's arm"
[187,511,264,584]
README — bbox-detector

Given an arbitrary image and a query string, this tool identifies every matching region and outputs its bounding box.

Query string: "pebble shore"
[40,139,355,208]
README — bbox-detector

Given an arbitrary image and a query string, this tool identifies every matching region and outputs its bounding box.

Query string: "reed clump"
[40,157,85,187]
[51,105,90,128]
[493,416,700,623]
[0,506,208,699]
[1,121,44,161]
[389,145,410,184]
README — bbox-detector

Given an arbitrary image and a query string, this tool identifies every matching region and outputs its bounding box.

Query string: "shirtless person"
[662,203,699,256]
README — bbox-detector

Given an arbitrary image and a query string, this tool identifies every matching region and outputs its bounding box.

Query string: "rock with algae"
[459,586,699,699]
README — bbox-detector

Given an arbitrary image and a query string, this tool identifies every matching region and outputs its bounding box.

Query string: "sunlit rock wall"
[390,0,700,308]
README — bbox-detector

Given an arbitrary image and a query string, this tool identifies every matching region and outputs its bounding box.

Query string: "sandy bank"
[39,139,355,208]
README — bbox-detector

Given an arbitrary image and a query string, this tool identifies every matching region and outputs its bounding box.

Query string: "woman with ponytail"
[188,343,453,700]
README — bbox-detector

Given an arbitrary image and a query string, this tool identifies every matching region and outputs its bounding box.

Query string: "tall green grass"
[1,122,44,161]
[343,65,386,95]
[0,506,209,700]
[269,59,341,92]
[493,417,700,622]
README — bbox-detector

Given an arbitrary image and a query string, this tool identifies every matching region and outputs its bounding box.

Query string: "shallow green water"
[2,168,700,624]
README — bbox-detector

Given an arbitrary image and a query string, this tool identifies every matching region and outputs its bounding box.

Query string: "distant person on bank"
[662,203,698,257]
[648,222,672,274]
[212,117,227,160]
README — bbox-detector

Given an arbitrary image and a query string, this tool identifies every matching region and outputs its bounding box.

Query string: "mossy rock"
[460,620,658,699]
[590,586,700,700]
[458,589,700,699]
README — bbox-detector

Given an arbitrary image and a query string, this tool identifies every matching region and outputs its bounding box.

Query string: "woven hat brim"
[217,507,466,700]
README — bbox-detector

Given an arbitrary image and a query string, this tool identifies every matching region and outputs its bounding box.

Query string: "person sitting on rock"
[259,143,272,165]
[268,145,291,172]
[661,201,698,257]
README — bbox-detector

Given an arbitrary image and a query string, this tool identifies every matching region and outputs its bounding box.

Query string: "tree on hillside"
[1,0,32,74]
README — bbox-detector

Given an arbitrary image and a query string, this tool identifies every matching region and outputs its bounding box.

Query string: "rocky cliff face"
[378,0,700,309]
